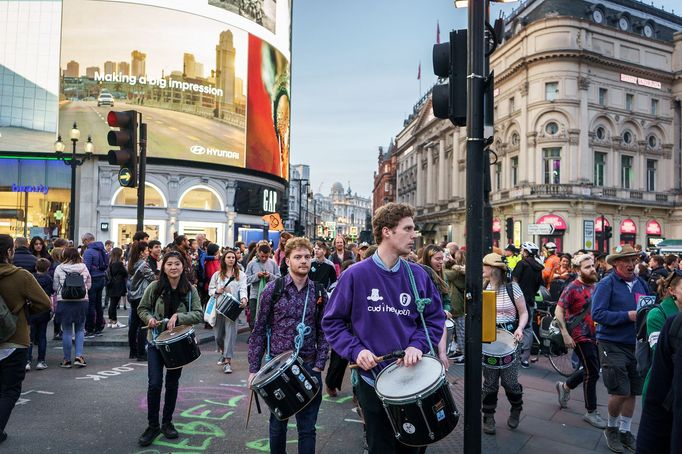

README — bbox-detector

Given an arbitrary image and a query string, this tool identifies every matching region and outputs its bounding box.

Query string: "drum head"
[483,329,516,355]
[252,351,295,386]
[445,319,455,329]
[156,325,193,344]
[375,356,443,399]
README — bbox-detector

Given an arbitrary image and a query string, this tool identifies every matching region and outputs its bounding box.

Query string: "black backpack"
[61,271,87,300]
[635,302,666,377]
[264,277,327,326]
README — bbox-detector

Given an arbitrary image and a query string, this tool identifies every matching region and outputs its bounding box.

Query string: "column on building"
[577,76,591,183]
[426,145,434,205]
[416,148,424,206]
[520,82,531,184]
[438,136,446,202]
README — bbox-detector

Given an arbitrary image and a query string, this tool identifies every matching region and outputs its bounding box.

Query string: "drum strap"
[402,259,435,355]
[293,283,311,356]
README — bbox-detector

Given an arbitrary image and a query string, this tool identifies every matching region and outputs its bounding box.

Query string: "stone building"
[372,141,398,213]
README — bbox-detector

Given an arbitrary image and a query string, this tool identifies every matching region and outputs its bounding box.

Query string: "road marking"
[343,418,364,424]
[219,383,247,387]
[76,362,147,381]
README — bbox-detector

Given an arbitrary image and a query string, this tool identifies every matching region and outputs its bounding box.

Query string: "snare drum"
[445,319,454,341]
[375,355,459,446]
[154,325,201,370]
[216,292,242,321]
[251,351,320,421]
[482,329,518,369]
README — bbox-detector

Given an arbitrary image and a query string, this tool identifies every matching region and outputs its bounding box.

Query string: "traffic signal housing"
[107,110,138,188]
[432,29,468,126]
[604,225,613,240]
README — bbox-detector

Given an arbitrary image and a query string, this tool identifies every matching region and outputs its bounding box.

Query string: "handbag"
[204,295,217,327]
[547,301,591,354]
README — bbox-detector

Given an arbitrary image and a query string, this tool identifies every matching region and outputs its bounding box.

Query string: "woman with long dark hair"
[419,244,452,369]
[106,247,128,328]
[127,241,156,360]
[208,249,247,373]
[137,251,202,447]
[29,236,51,261]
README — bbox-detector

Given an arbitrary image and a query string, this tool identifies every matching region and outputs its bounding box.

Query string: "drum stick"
[254,391,262,414]
[349,350,405,369]
[245,390,254,429]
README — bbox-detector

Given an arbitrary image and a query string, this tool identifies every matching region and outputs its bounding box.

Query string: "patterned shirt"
[557,279,595,344]
[486,282,523,324]
[248,274,329,373]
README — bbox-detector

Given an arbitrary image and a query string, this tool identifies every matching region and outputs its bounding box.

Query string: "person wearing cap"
[481,252,528,435]
[357,242,370,261]
[542,242,560,286]
[512,242,545,368]
[504,244,521,271]
[592,244,650,452]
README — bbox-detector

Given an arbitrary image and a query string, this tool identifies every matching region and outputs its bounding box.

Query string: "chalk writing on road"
[15,389,54,407]
[76,362,147,381]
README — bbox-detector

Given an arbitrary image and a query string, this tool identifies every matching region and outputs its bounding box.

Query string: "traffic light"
[506,218,514,242]
[604,225,613,240]
[432,29,467,126]
[107,110,138,188]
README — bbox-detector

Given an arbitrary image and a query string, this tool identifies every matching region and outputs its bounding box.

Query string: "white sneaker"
[223,363,232,374]
[36,361,48,370]
[25,362,31,372]
[111,322,126,328]
[583,411,607,429]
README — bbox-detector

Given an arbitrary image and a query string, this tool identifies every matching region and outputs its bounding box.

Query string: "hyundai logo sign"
[190,145,206,155]
[189,145,240,160]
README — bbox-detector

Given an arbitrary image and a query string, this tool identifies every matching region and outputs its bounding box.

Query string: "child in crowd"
[27,257,53,371]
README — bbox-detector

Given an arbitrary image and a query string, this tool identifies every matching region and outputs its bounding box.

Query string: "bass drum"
[154,325,201,370]
[251,351,320,421]
[375,355,459,446]
[482,329,518,369]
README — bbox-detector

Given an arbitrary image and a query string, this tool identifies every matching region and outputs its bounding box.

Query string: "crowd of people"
[0,203,681,452]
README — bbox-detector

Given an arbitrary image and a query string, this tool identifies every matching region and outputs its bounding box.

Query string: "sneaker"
[59,360,72,368]
[453,355,465,364]
[36,361,48,370]
[161,422,179,439]
[520,360,530,369]
[620,431,636,452]
[111,322,126,328]
[223,363,232,374]
[138,426,161,447]
[53,334,62,341]
[483,415,496,434]
[448,350,464,359]
[583,411,606,429]
[507,408,521,429]
[603,427,624,453]
[84,332,96,339]
[74,356,87,367]
[555,381,570,408]
[25,362,31,372]
[216,356,226,365]
[94,331,103,337]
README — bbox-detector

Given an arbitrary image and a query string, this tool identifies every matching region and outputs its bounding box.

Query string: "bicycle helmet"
[521,241,539,256]
[545,242,557,251]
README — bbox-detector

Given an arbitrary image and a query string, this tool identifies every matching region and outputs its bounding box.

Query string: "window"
[545,82,559,101]
[621,155,633,189]
[626,93,634,111]
[384,181,390,192]
[594,152,606,187]
[113,184,166,207]
[495,162,502,190]
[648,135,658,149]
[598,88,608,106]
[511,156,518,187]
[543,148,561,184]
[596,126,606,140]
[647,159,657,192]
[623,130,633,145]
[179,187,222,211]
[651,98,659,115]
[510,132,520,147]
[509,97,515,114]
[545,122,559,135]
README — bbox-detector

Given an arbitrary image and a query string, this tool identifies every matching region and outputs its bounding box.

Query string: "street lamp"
[55,122,93,242]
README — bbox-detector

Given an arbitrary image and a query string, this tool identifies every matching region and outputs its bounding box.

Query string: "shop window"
[647,159,657,192]
[545,82,558,101]
[113,184,165,207]
[179,187,222,211]
[594,152,606,187]
[621,155,633,189]
[543,148,561,184]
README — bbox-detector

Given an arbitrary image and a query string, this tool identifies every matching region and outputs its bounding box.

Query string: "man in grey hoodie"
[82,233,108,337]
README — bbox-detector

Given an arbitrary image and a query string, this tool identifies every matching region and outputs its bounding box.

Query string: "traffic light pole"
[463,0,485,453]
[136,120,147,233]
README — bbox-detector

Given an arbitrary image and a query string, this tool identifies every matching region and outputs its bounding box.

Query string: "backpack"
[61,271,87,300]
[0,294,18,342]
[635,302,666,378]
[265,277,327,325]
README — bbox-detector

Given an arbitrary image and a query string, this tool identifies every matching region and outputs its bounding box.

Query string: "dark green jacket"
[444,266,465,317]
[642,296,680,399]
[137,281,203,342]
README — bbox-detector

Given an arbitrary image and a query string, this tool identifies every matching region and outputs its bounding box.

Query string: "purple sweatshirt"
[322,258,444,381]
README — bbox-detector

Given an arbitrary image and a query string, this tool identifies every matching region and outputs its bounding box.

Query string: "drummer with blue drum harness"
[322,203,450,453]
[247,237,329,454]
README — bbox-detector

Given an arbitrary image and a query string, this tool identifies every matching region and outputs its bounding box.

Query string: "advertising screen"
[0,0,291,181]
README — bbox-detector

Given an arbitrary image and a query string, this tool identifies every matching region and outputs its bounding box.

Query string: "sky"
[289,0,680,199]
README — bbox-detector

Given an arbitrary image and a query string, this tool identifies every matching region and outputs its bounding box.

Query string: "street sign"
[118,168,133,187]
[527,223,555,235]
[583,220,595,250]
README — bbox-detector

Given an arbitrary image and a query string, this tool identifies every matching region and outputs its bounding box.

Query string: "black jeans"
[128,298,146,358]
[325,350,348,391]
[86,276,106,333]
[147,345,182,427]
[0,348,28,433]
[566,341,600,412]
[355,377,421,454]
[28,311,51,362]
[108,296,121,322]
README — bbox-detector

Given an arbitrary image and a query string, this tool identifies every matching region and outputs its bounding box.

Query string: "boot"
[507,408,521,429]
[483,415,496,434]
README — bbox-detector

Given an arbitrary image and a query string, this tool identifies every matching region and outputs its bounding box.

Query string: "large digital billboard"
[0,0,291,181]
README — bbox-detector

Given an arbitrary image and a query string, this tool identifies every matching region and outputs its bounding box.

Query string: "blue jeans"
[269,363,322,454]
[147,345,182,427]
[62,320,85,360]
[28,311,51,362]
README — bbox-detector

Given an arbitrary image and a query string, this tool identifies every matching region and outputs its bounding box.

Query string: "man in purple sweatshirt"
[322,203,444,453]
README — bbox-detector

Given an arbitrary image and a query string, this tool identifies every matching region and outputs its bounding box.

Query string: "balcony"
[490,184,673,206]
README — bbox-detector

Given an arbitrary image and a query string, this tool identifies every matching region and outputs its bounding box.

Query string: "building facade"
[372,142,397,213]
[395,0,682,252]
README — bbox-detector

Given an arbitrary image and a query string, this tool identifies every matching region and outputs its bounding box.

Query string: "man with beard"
[592,245,648,452]
[248,237,329,453]
[554,254,607,429]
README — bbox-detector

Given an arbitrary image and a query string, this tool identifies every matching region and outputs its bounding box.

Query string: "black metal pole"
[136,121,147,233]
[600,214,605,254]
[464,0,485,452]
[69,140,77,242]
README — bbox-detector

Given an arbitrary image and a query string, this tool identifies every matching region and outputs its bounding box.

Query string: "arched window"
[113,184,166,207]
[179,186,223,211]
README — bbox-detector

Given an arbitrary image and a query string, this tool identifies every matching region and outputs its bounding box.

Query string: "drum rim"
[252,350,299,388]
[481,328,517,356]
[375,355,446,403]
[162,349,202,370]
[154,325,195,345]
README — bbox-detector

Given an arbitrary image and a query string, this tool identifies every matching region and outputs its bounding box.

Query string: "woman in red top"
[203,244,221,293]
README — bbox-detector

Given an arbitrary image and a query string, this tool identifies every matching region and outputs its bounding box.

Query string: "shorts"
[598,341,643,396]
